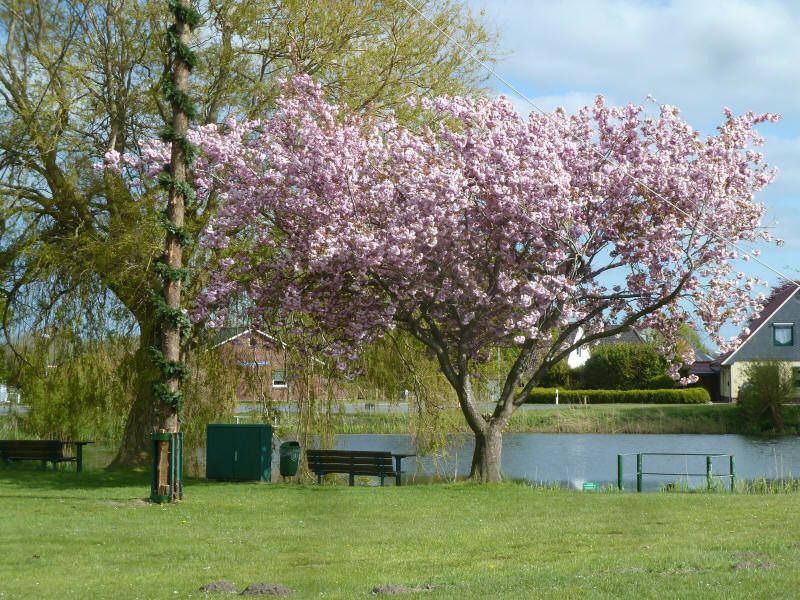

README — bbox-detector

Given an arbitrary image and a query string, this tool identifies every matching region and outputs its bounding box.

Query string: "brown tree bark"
[470,425,504,483]
[160,1,190,433]
[109,321,160,467]
[150,0,192,500]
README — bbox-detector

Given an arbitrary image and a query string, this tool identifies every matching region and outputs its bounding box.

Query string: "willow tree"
[0,0,495,465]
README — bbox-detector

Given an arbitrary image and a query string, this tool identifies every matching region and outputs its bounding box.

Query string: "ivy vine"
[151,0,202,413]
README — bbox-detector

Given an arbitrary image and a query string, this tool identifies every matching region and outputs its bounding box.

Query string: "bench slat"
[309,458,394,467]
[306,449,405,486]
[0,440,77,466]
[313,467,397,475]
[307,450,393,458]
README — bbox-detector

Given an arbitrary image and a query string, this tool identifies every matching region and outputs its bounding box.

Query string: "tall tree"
[146,0,199,501]
[0,0,495,465]
[174,78,778,482]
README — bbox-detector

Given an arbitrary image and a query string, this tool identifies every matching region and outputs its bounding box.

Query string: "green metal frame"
[617,452,735,492]
[150,431,184,503]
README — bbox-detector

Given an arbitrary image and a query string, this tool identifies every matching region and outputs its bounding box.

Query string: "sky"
[464,0,800,343]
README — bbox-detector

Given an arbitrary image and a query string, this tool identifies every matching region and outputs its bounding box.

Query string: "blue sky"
[468,0,800,336]
[466,0,800,342]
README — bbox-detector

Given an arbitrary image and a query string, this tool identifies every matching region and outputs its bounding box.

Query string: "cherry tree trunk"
[469,426,504,483]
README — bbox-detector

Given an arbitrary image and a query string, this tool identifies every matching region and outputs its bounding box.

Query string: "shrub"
[539,360,576,388]
[526,387,710,404]
[581,343,669,390]
[737,361,792,432]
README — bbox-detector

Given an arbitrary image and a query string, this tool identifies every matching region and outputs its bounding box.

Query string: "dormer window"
[773,323,794,346]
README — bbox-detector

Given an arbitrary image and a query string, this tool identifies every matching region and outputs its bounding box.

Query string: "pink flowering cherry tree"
[128,76,778,482]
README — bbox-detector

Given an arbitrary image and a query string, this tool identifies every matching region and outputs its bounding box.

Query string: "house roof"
[720,282,800,366]
[595,327,646,346]
[209,326,281,350]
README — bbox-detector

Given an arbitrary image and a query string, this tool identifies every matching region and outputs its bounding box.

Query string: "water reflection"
[336,433,800,491]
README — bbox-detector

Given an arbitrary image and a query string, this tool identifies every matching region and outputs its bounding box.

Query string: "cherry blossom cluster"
[118,76,780,381]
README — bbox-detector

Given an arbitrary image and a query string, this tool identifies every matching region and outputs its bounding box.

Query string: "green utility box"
[206,424,273,482]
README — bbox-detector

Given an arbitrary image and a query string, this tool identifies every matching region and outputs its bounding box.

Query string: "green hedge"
[526,387,711,405]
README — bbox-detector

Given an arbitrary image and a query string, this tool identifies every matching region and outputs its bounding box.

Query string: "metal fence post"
[636,453,642,493]
[706,455,712,490]
[617,454,624,491]
[729,455,735,492]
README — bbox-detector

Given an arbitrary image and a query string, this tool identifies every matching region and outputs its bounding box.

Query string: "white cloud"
[470,0,800,128]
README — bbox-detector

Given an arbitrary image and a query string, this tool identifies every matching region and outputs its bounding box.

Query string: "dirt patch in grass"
[240,583,294,596]
[372,584,438,594]
[199,580,237,594]
[732,551,776,571]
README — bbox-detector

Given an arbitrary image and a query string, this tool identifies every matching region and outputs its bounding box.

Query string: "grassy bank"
[2,470,800,599]
[310,404,800,435]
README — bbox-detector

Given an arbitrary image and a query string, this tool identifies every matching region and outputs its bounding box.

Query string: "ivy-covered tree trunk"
[149,0,199,502]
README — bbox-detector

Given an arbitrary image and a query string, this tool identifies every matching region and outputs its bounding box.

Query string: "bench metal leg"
[349,472,355,486]
[394,456,402,486]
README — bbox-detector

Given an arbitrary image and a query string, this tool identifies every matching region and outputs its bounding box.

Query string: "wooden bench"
[0,440,92,472]
[306,449,414,486]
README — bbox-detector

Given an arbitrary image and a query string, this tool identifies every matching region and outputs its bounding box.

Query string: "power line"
[399,0,797,290]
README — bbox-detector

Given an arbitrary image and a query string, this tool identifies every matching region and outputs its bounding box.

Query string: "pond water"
[76,432,800,491]
[335,433,800,491]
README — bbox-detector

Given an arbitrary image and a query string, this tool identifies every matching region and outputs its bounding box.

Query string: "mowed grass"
[2,470,800,599]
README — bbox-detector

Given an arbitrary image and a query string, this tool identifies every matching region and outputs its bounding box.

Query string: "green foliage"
[4,337,135,442]
[737,361,793,432]
[581,343,669,390]
[352,332,453,404]
[351,332,457,456]
[679,322,710,355]
[526,387,710,405]
[539,359,577,388]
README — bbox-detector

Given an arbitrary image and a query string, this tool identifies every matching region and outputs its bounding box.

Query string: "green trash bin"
[279,441,301,477]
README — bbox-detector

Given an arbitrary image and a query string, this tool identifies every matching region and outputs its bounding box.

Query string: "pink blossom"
[129,74,778,401]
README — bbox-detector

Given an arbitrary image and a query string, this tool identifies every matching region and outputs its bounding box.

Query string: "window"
[236,360,269,368]
[794,368,800,390]
[271,369,287,388]
[773,324,794,346]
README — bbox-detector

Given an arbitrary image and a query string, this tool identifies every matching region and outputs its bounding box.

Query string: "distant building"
[209,326,347,405]
[689,350,721,403]
[719,283,800,402]
[210,327,291,403]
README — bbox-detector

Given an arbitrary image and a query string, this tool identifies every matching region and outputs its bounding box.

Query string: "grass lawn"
[1,469,800,599]
[321,403,800,435]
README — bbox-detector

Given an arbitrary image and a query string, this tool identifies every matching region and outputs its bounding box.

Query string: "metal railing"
[618,452,735,492]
